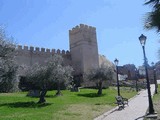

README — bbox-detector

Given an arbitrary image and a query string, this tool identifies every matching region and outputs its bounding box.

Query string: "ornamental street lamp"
[139,34,155,114]
[151,62,158,94]
[114,58,120,96]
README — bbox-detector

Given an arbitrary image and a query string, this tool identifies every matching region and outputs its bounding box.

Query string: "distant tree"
[0,27,18,92]
[87,66,114,95]
[144,0,160,32]
[25,55,73,103]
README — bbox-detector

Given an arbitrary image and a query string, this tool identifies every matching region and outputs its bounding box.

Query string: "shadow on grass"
[26,95,58,98]
[77,93,105,98]
[0,101,52,108]
[46,94,63,98]
[94,101,117,107]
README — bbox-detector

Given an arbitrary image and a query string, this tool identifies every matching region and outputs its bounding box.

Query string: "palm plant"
[145,0,160,7]
[144,0,160,32]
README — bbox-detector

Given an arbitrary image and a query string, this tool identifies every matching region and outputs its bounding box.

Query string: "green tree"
[87,66,114,95]
[0,27,18,92]
[25,55,73,103]
[144,0,160,32]
[26,64,49,103]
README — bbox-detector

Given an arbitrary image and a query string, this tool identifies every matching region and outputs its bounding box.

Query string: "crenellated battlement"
[69,24,96,34]
[16,45,70,55]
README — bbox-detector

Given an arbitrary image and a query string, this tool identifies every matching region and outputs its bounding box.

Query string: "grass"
[144,84,160,120]
[0,87,137,120]
[152,85,160,119]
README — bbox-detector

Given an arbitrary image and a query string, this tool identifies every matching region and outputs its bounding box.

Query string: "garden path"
[94,83,157,120]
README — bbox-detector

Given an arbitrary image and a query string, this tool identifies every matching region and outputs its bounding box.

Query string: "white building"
[138,66,146,75]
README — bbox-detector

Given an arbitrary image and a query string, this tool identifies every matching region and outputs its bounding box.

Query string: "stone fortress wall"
[15,24,113,77]
[15,45,72,75]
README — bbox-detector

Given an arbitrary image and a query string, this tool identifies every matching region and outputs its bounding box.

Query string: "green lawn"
[0,87,137,120]
[152,85,160,119]
[144,84,160,120]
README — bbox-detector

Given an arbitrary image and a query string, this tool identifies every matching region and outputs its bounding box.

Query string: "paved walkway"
[94,84,156,120]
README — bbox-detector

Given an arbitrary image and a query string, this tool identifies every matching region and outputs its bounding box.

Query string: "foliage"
[0,87,137,120]
[144,0,160,32]
[53,64,73,95]
[86,65,114,95]
[25,54,73,103]
[144,1,160,59]
[145,0,160,7]
[0,27,18,92]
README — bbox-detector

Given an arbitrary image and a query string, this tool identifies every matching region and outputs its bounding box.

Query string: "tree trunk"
[97,81,102,95]
[38,90,47,103]
[55,81,62,96]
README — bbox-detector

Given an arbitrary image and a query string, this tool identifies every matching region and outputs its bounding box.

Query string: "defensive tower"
[69,24,99,74]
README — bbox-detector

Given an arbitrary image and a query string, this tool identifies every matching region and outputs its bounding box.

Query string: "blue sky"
[0,0,159,66]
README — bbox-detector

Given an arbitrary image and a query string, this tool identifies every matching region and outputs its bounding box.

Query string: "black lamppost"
[114,58,120,96]
[139,34,155,114]
[135,68,139,92]
[151,62,158,94]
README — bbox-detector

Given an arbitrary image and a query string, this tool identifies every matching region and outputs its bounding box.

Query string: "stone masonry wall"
[15,45,71,75]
